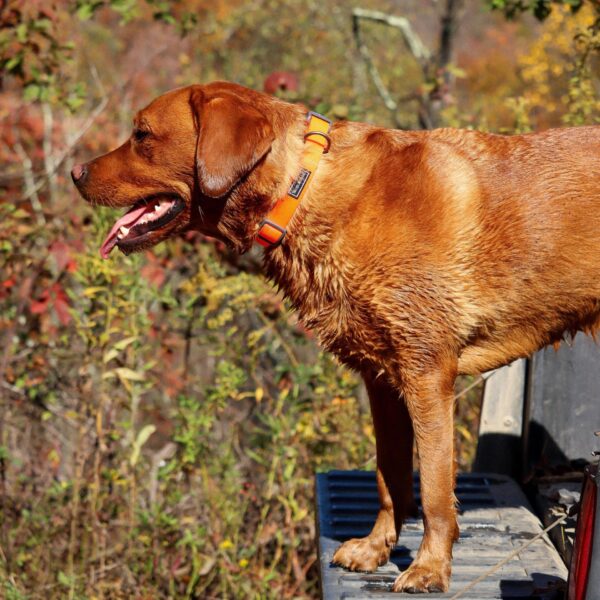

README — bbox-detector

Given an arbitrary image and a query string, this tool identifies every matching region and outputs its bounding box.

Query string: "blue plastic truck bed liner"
[316,471,568,599]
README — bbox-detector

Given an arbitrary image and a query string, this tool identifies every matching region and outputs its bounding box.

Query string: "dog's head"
[73,82,303,257]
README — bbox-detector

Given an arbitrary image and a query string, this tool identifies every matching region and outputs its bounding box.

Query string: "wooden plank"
[473,360,526,477]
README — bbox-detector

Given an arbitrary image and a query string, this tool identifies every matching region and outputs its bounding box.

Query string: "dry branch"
[13,139,46,225]
[351,7,432,126]
[352,10,398,113]
[13,49,165,205]
[352,8,431,67]
[18,95,108,205]
[351,3,463,129]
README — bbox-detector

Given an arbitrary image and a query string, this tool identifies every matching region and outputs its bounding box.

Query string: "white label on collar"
[288,168,311,199]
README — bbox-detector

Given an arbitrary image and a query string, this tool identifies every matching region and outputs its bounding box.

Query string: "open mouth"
[100,195,186,258]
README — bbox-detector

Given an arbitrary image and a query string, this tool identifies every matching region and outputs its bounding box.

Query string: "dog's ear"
[190,87,275,198]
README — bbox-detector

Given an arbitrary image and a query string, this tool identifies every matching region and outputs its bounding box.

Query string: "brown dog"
[72,81,600,593]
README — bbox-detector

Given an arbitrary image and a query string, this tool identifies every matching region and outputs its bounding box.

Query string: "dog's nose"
[71,163,88,184]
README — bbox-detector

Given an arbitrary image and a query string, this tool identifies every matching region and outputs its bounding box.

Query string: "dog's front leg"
[393,362,459,593]
[332,372,415,572]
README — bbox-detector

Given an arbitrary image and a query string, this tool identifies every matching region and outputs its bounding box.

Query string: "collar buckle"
[303,131,331,153]
[256,219,286,248]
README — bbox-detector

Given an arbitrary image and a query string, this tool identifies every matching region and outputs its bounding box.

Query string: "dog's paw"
[392,560,450,593]
[331,537,391,572]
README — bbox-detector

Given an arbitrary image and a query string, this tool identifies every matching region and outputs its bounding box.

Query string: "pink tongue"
[100,204,153,259]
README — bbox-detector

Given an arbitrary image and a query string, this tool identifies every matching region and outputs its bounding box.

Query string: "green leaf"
[83,286,106,297]
[446,64,467,79]
[102,348,119,364]
[57,570,71,587]
[23,84,40,102]
[16,23,28,43]
[5,55,22,72]
[113,336,137,350]
[130,424,156,466]
[65,95,85,112]
[103,367,145,382]
[77,4,95,20]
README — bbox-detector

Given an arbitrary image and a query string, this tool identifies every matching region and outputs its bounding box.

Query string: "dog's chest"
[266,253,392,371]
[302,300,388,371]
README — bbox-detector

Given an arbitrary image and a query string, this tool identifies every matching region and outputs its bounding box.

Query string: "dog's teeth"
[117,233,123,240]
[154,204,160,211]
[119,226,130,236]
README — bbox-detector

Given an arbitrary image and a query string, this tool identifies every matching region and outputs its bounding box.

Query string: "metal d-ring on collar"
[303,131,331,154]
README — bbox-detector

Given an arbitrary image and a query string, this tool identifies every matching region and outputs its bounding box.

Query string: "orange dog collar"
[256,111,332,248]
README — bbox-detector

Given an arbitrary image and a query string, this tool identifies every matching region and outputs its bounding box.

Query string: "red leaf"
[30,283,71,325]
[30,293,50,314]
[53,295,71,325]
[140,263,166,288]
[49,240,75,272]
[170,554,184,575]
[51,283,71,325]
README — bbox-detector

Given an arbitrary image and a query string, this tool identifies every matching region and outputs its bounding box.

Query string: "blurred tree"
[516,3,600,125]
[351,1,465,128]
[489,0,600,126]
[0,0,198,106]
[487,0,593,21]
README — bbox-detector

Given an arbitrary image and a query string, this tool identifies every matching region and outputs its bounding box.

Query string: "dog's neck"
[210,111,375,335]
[209,104,308,253]
[256,112,332,248]
[261,120,374,330]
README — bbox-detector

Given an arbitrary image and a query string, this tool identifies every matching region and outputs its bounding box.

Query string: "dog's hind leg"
[332,372,415,572]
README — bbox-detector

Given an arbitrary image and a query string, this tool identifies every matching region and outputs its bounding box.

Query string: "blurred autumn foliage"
[1,0,600,598]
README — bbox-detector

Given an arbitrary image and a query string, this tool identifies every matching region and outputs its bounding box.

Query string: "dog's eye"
[133,129,150,143]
